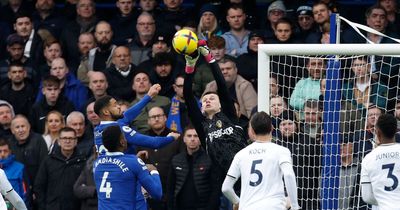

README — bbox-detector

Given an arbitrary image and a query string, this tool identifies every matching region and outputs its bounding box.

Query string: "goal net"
[257,44,400,210]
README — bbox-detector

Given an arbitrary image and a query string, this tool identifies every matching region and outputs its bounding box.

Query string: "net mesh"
[266,54,399,209]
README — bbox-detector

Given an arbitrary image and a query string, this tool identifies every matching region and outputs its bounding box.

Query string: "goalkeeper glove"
[184,51,199,74]
[198,40,215,63]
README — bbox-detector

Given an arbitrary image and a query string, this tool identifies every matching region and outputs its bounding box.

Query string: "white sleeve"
[4,190,27,210]
[280,162,300,210]
[221,175,240,205]
[0,169,12,195]
[361,182,378,205]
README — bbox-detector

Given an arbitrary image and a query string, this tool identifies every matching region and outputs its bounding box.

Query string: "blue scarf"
[166,95,182,133]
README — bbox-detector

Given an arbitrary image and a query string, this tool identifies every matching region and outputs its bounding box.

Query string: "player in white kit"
[0,168,27,210]
[222,111,300,210]
[361,114,400,209]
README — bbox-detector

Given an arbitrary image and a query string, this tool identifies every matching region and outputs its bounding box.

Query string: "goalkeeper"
[183,40,248,187]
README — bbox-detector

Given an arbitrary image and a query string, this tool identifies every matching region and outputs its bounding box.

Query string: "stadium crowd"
[0,0,399,209]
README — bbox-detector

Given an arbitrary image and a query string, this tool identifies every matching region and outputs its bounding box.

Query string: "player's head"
[94,95,123,120]
[248,111,272,139]
[102,125,127,152]
[375,114,397,145]
[201,91,221,116]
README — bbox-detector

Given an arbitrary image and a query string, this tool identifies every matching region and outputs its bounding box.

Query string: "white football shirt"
[0,169,12,210]
[361,143,400,209]
[226,141,292,210]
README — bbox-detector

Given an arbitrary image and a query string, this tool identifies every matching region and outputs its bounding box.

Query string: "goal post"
[258,44,400,210]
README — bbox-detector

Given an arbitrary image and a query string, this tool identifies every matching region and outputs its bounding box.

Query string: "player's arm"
[279,149,300,210]
[221,155,240,205]
[198,41,236,120]
[360,161,378,205]
[119,84,161,124]
[0,170,27,210]
[135,161,162,200]
[122,126,179,149]
[280,162,301,210]
[183,54,208,146]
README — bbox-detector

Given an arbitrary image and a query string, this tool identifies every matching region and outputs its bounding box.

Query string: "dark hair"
[94,95,113,116]
[275,17,294,29]
[226,3,245,15]
[153,52,175,67]
[13,12,32,24]
[365,5,386,18]
[304,99,320,111]
[376,114,397,141]
[250,111,272,135]
[183,124,195,135]
[8,61,24,71]
[42,75,60,88]
[102,125,123,152]
[59,127,76,136]
[0,138,10,147]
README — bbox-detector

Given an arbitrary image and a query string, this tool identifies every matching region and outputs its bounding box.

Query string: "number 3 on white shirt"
[100,171,113,198]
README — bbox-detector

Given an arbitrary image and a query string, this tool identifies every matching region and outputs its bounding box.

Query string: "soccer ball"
[172,29,199,55]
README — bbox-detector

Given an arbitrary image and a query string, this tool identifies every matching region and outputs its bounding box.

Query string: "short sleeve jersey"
[0,169,13,209]
[227,142,292,210]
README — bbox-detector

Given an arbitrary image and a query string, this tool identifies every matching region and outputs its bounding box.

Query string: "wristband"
[150,170,159,175]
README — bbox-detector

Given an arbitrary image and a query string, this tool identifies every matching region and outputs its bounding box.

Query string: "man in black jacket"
[167,125,219,210]
[34,127,86,210]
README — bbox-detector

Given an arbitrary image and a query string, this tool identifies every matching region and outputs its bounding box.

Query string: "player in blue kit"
[94,125,162,210]
[93,84,180,155]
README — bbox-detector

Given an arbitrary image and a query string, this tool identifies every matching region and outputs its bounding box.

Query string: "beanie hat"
[249,30,266,42]
[199,3,218,17]
[296,5,313,17]
[268,0,286,15]
[0,100,15,118]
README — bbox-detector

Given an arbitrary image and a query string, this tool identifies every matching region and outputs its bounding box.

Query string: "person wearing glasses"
[34,127,87,210]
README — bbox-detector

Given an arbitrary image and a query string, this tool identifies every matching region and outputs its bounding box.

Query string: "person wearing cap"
[263,0,287,39]
[236,30,265,90]
[197,3,223,41]
[0,34,37,88]
[0,100,15,139]
[221,3,250,57]
[294,5,317,42]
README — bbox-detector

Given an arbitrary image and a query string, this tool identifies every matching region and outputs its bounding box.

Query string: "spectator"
[269,95,292,135]
[294,5,318,42]
[150,52,179,98]
[166,75,190,133]
[0,0,33,30]
[89,21,116,72]
[104,46,136,102]
[87,71,108,102]
[305,2,331,43]
[139,0,160,14]
[342,56,388,112]
[85,101,100,129]
[42,110,65,153]
[37,39,62,79]
[204,57,257,118]
[137,106,183,210]
[0,34,36,88]
[137,33,173,73]
[221,3,250,57]
[0,138,30,206]
[13,13,44,68]
[197,3,223,41]
[157,0,192,35]
[76,32,96,85]
[110,0,139,45]
[268,18,299,43]
[290,58,325,111]
[37,57,88,111]
[167,125,219,210]
[299,99,323,141]
[263,0,287,40]
[9,115,48,198]
[32,0,65,39]
[66,111,93,157]
[237,30,265,89]
[0,100,14,139]
[378,0,400,35]
[130,12,157,66]
[29,75,74,134]
[130,71,170,133]
[73,153,97,210]
[60,0,97,68]
[35,127,87,210]
[0,61,36,117]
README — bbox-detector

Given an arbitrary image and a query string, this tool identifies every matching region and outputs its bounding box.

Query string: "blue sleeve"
[133,157,163,200]
[121,126,174,149]
[119,95,151,125]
